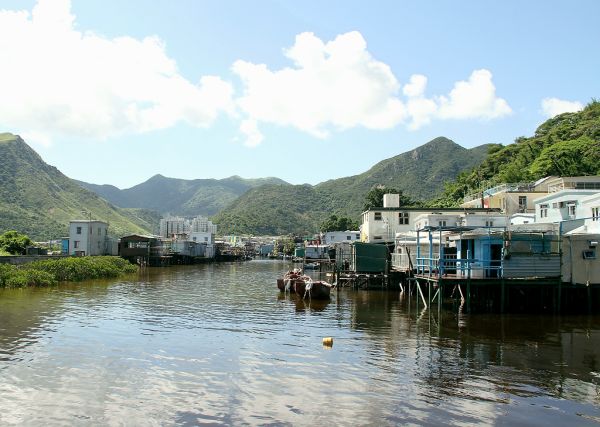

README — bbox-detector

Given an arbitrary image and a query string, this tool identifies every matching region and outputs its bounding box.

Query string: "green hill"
[0,133,153,239]
[314,137,493,218]
[77,174,289,216]
[213,137,492,235]
[433,100,600,206]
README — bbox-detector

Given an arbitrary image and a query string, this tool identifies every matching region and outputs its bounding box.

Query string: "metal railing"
[415,253,503,279]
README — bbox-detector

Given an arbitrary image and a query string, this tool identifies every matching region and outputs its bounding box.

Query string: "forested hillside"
[78,175,289,216]
[213,137,492,234]
[432,101,600,206]
[0,133,152,239]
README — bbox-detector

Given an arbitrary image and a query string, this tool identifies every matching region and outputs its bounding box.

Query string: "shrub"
[28,256,138,282]
[0,256,137,288]
[0,265,56,288]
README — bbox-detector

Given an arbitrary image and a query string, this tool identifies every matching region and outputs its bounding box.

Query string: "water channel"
[0,260,599,425]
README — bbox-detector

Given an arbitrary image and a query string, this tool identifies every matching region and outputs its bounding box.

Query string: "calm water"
[0,260,599,426]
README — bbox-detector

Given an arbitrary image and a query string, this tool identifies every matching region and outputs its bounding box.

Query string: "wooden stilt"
[416,281,428,308]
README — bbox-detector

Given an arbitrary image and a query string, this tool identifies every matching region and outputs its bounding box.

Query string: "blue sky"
[0,0,598,188]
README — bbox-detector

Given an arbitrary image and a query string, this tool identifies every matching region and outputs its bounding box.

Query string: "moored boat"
[277,269,333,300]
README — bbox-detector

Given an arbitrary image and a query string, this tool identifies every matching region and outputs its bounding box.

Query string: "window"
[90,227,93,234]
[485,220,494,227]
[583,249,596,260]
[593,207,600,221]
[76,227,82,234]
[518,196,527,209]
[540,204,548,218]
[374,235,383,240]
[568,204,576,216]
[552,202,558,208]
[98,227,101,235]
[74,241,80,248]
[355,234,360,239]
[438,220,447,227]
[97,241,101,249]
[204,237,208,242]
[374,212,382,221]
[398,212,409,225]
[346,235,351,240]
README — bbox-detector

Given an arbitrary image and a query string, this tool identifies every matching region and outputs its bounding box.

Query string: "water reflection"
[276,293,331,313]
[0,260,598,425]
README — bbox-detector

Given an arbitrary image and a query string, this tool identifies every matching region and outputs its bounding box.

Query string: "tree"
[320,214,359,232]
[529,137,600,178]
[362,186,415,211]
[0,231,33,255]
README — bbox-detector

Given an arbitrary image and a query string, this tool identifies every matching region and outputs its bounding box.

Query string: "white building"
[68,220,114,256]
[159,216,189,238]
[579,193,600,233]
[323,231,360,245]
[160,215,217,239]
[360,193,499,243]
[461,176,600,216]
[191,216,218,235]
[534,189,600,232]
[413,212,508,231]
[391,212,509,272]
[189,231,213,244]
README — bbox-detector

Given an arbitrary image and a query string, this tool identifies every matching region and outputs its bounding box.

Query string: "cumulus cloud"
[238,119,264,148]
[232,33,512,141]
[541,97,584,118]
[1,2,513,148]
[437,69,512,120]
[0,0,234,143]
[403,74,428,98]
[232,31,407,140]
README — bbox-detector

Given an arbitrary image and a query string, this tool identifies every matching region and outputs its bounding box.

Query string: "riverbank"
[0,256,138,288]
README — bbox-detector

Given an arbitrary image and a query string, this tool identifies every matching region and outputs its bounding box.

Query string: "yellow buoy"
[322,337,333,347]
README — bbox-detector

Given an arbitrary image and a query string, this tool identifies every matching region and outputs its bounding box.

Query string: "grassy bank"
[0,256,138,288]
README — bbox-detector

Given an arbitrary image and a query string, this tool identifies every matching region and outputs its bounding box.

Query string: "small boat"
[277,269,333,300]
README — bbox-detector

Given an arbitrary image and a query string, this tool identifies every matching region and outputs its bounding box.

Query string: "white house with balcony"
[461,176,600,217]
[360,193,499,243]
[560,192,600,286]
[68,220,114,256]
[391,212,509,273]
[534,189,600,231]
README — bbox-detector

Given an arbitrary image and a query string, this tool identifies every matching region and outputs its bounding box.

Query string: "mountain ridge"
[213,137,493,234]
[77,174,289,217]
[0,133,154,239]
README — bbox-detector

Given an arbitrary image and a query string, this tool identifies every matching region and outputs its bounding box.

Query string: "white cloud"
[403,74,428,98]
[232,31,407,139]
[20,131,52,149]
[541,97,583,118]
[406,97,438,130]
[0,0,234,143]
[437,69,512,120]
[239,119,264,148]
[232,33,512,141]
[0,3,513,148]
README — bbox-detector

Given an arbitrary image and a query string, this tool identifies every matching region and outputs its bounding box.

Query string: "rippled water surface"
[0,260,599,425]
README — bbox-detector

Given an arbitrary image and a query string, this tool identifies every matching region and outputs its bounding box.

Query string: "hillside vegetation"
[213,137,491,234]
[0,133,153,239]
[432,100,600,206]
[78,174,289,216]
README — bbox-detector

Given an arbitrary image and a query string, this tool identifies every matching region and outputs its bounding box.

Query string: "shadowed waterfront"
[0,260,599,425]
